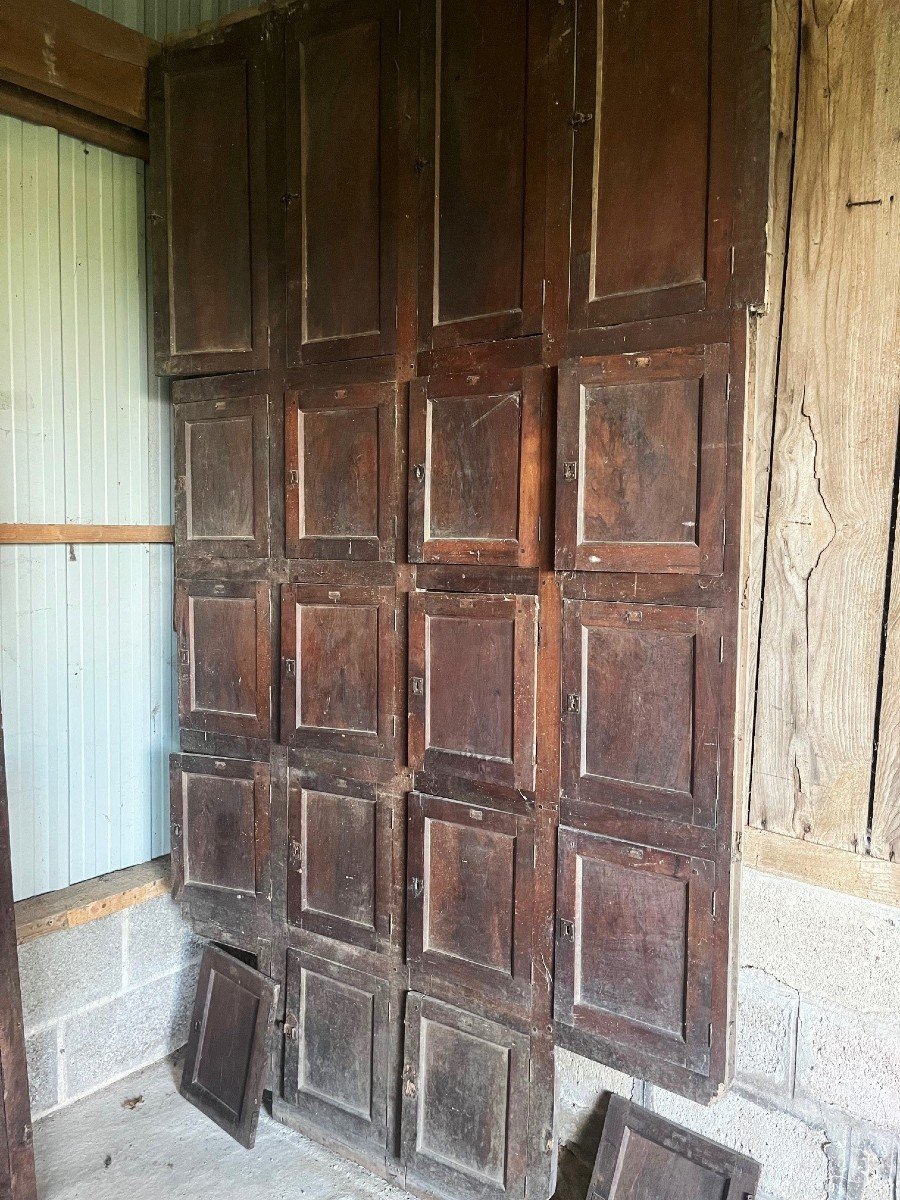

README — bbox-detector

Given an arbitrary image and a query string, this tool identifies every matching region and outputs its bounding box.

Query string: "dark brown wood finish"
[285,381,399,562]
[589,1096,761,1200]
[409,366,546,567]
[0,702,38,1200]
[149,15,272,377]
[180,945,279,1148]
[283,0,401,366]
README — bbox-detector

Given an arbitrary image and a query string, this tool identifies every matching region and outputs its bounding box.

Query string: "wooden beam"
[15,857,172,945]
[0,0,157,133]
[742,827,900,908]
[0,80,149,160]
[0,524,174,545]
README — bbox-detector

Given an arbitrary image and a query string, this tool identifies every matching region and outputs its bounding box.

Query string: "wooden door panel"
[556,345,729,574]
[418,0,547,349]
[562,602,723,826]
[149,16,270,376]
[555,828,715,1081]
[408,592,537,790]
[283,952,392,1153]
[284,0,399,365]
[175,393,270,559]
[285,382,398,562]
[589,1096,761,1200]
[568,0,735,329]
[176,581,271,739]
[401,995,529,1200]
[281,585,398,760]
[409,367,544,567]
[407,792,533,1005]
[287,772,395,952]
[180,946,278,1148]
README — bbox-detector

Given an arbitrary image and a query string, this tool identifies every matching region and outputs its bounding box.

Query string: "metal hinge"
[563,461,578,481]
[566,693,581,714]
[284,657,296,676]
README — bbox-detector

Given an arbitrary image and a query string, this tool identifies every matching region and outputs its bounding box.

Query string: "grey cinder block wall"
[556,868,900,1200]
[18,895,202,1117]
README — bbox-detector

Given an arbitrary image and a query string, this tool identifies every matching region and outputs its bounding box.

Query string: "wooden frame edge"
[0,524,174,545]
[742,827,900,908]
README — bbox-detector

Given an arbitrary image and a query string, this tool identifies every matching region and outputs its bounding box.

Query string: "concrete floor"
[33,1056,410,1200]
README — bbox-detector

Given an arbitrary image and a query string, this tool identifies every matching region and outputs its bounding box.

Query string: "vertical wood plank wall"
[745,0,900,881]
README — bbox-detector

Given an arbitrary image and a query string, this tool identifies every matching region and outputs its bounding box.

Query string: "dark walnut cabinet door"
[408,367,545,567]
[287,771,396,954]
[285,382,398,562]
[408,592,538,791]
[283,951,394,1156]
[280,584,399,760]
[556,345,729,574]
[176,581,272,740]
[406,792,533,1008]
[149,16,271,377]
[283,0,401,366]
[568,0,737,330]
[562,602,723,827]
[400,994,530,1200]
[418,0,548,350]
[175,392,270,560]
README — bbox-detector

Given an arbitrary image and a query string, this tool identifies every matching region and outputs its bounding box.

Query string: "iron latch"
[411,676,425,696]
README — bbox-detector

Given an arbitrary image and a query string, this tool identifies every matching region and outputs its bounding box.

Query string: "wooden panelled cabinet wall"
[153,0,769,1192]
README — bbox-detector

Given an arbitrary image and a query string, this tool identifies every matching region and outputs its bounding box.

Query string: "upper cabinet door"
[149,17,271,377]
[284,0,400,366]
[418,0,548,351]
[568,0,736,330]
[556,344,729,574]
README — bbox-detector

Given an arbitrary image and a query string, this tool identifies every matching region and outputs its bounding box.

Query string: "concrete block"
[845,1131,899,1200]
[25,1025,59,1118]
[735,967,798,1096]
[555,1048,637,1154]
[63,965,199,1103]
[648,1086,833,1200]
[741,869,900,1019]
[124,894,203,987]
[17,914,125,1029]
[797,1002,900,1133]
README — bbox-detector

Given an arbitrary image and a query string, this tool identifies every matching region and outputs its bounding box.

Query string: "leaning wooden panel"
[174,392,271,560]
[408,366,545,567]
[176,580,272,740]
[400,994,530,1200]
[561,601,723,827]
[589,1095,760,1200]
[285,382,398,562]
[567,0,738,330]
[408,591,538,790]
[283,0,402,366]
[180,945,278,1148]
[149,15,271,376]
[556,345,729,574]
[0,701,37,1200]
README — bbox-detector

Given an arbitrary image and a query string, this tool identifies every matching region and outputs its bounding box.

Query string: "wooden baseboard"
[15,856,171,944]
[0,524,174,545]
[742,827,900,908]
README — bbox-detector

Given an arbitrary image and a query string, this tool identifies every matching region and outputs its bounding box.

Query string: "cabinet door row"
[174,343,730,574]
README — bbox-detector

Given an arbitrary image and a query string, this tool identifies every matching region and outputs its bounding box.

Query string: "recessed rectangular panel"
[285,0,399,364]
[283,952,392,1153]
[285,383,398,562]
[556,346,728,574]
[180,947,277,1148]
[175,393,270,559]
[400,995,529,1200]
[185,773,256,892]
[408,593,537,789]
[408,367,544,566]
[562,601,722,826]
[177,581,271,739]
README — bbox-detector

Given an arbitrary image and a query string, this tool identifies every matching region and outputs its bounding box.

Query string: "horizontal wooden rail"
[0,80,149,160]
[0,524,174,545]
[742,826,900,908]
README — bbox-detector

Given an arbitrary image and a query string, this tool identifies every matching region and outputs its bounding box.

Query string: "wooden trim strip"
[0,524,174,545]
[15,856,172,945]
[0,0,158,132]
[742,827,900,908]
[0,80,149,161]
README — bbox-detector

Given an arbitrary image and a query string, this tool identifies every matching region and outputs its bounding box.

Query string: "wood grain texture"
[0,80,149,159]
[743,827,900,907]
[873,514,900,858]
[0,524,173,544]
[750,0,900,853]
